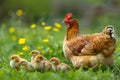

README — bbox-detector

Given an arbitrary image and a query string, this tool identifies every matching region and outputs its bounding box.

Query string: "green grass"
[0,21,120,80]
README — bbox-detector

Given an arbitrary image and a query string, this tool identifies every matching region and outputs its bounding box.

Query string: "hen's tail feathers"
[104,25,115,39]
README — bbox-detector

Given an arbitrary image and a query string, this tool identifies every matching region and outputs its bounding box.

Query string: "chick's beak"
[10,58,12,60]
[10,57,13,60]
[18,62,21,65]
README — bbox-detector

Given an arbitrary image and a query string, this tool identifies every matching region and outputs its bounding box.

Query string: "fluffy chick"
[20,59,35,72]
[50,57,71,72]
[29,50,40,63]
[33,55,52,72]
[10,54,22,71]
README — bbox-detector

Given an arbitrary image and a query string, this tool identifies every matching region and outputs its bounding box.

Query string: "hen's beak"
[63,19,66,23]
[62,20,64,23]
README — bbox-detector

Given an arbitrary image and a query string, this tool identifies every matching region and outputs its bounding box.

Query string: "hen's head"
[64,13,74,27]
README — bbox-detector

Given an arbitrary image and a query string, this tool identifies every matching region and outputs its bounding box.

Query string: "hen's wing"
[66,37,92,56]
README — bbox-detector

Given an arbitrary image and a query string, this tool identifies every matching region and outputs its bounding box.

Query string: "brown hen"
[63,13,115,69]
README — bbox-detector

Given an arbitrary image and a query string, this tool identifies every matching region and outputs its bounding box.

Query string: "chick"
[50,57,71,72]
[10,54,22,71]
[29,50,40,63]
[42,60,52,71]
[20,59,35,72]
[33,55,52,72]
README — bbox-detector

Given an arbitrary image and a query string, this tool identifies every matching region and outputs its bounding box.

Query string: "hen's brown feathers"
[65,27,115,57]
[65,36,88,56]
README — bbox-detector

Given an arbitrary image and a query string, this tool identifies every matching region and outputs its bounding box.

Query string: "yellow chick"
[33,55,52,72]
[29,50,40,63]
[20,59,35,72]
[10,54,22,71]
[50,57,71,72]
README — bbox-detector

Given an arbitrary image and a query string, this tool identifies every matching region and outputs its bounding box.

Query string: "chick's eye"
[40,57,43,59]
[21,61,24,63]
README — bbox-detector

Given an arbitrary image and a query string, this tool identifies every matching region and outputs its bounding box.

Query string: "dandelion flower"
[44,26,51,31]
[36,46,41,50]
[16,9,23,16]
[18,38,26,44]
[41,22,46,26]
[41,50,45,54]
[18,52,23,55]
[49,49,53,53]
[30,24,36,29]
[42,39,49,43]
[11,36,17,41]
[22,45,29,51]
[4,62,6,65]
[54,22,61,28]
[53,27,59,32]
[9,27,15,33]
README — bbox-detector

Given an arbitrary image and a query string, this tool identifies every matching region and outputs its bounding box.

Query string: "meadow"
[0,11,120,80]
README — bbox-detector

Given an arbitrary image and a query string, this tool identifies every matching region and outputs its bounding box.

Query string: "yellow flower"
[18,52,23,55]
[11,36,17,41]
[22,45,29,51]
[18,38,26,44]
[30,24,36,29]
[41,22,46,26]
[44,26,51,31]
[9,27,15,33]
[16,9,23,16]
[41,50,45,54]
[36,46,41,50]
[54,22,61,28]
[4,62,6,65]
[42,39,49,43]
[53,27,59,32]
[49,49,53,53]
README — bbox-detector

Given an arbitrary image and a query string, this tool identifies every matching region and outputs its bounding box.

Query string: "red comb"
[66,13,72,16]
[65,13,72,18]
[64,13,72,21]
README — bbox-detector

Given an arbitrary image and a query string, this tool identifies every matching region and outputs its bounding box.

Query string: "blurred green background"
[0,1,120,80]
[0,0,120,28]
